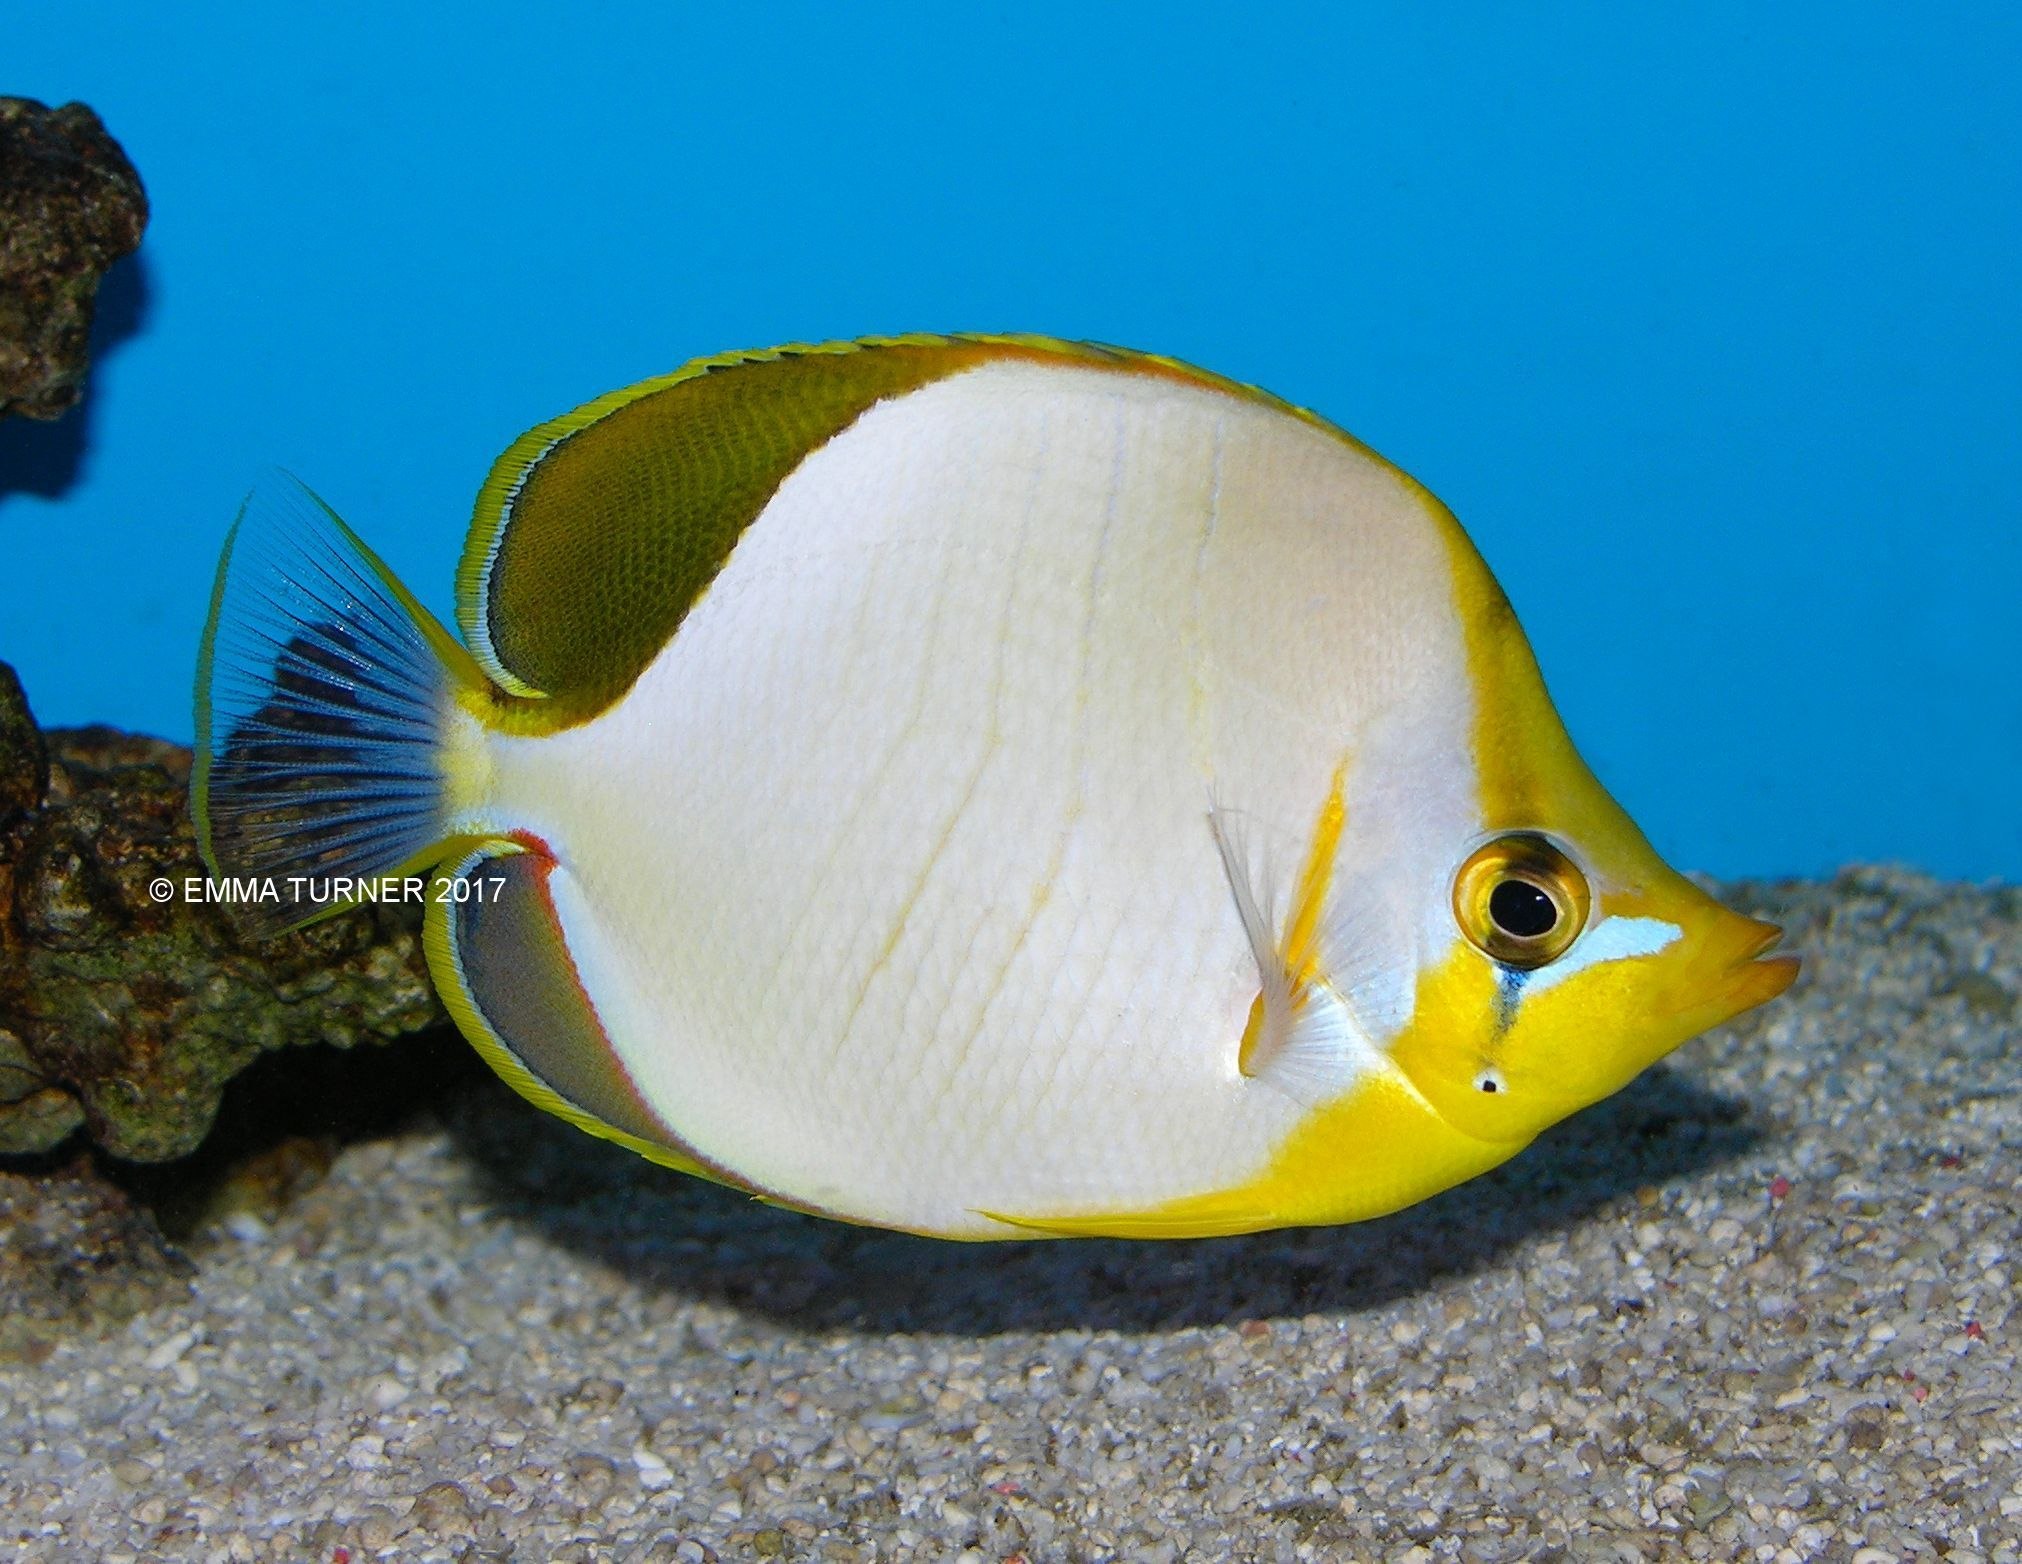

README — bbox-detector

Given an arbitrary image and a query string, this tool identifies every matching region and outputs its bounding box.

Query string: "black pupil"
[1489,878,1558,939]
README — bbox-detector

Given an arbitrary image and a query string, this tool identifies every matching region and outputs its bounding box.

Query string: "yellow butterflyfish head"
[1389,518,1801,1148]
[1391,793,1797,1148]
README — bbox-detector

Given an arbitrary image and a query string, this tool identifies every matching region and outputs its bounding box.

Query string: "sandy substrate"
[2,868,2017,1562]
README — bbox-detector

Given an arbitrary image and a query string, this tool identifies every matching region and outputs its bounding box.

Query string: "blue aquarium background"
[5,6,2017,880]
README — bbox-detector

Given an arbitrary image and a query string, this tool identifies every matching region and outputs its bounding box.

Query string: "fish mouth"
[1724,916,1801,1007]
[1740,918,1786,961]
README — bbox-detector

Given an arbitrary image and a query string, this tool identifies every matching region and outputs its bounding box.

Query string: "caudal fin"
[194,476,476,935]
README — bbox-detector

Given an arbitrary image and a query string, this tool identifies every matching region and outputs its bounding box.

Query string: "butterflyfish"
[194,335,1797,1239]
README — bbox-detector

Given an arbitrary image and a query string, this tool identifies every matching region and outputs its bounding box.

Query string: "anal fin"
[426,843,733,1185]
[975,1197,1282,1241]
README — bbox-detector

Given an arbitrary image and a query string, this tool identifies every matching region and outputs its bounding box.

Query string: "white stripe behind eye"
[1520,914,1682,998]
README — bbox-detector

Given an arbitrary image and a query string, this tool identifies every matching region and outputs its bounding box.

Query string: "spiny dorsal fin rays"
[1208,760,1380,1108]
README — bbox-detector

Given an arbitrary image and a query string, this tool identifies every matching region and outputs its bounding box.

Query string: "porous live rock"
[0,97,147,421]
[0,865,2015,1560]
[0,660,444,1162]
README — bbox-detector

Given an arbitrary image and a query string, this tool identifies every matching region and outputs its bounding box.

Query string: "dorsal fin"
[457,338,992,723]
[453,334,1336,732]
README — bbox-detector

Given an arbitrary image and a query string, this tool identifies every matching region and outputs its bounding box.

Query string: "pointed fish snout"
[1741,915,1786,961]
[1728,914,1801,1005]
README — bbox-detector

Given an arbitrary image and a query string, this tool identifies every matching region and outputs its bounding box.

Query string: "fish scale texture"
[475,359,1485,1231]
[2,867,2017,1562]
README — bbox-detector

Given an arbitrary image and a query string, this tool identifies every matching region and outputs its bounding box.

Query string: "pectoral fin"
[1208,763,1380,1109]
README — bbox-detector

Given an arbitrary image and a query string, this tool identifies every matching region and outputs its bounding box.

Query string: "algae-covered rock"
[0,661,445,1161]
[0,97,147,421]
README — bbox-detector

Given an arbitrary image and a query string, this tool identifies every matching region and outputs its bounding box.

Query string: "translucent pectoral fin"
[194,474,489,936]
[426,843,731,1184]
[1209,776,1381,1110]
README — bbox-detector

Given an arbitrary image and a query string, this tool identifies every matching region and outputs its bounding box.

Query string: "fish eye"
[1490,878,1557,938]
[1452,834,1591,970]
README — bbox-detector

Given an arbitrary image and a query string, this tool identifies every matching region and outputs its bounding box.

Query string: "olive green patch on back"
[455,333,1369,731]
[459,339,1021,727]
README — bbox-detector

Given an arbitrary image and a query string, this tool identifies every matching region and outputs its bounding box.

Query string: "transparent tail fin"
[193,475,470,936]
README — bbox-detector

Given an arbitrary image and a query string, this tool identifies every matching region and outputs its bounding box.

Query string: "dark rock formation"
[0,97,148,421]
[0,661,445,1162]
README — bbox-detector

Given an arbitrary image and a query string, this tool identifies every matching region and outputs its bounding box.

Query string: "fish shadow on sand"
[0,252,153,504]
[443,1059,1763,1338]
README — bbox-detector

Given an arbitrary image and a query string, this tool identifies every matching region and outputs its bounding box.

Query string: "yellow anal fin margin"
[974,1197,1280,1241]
